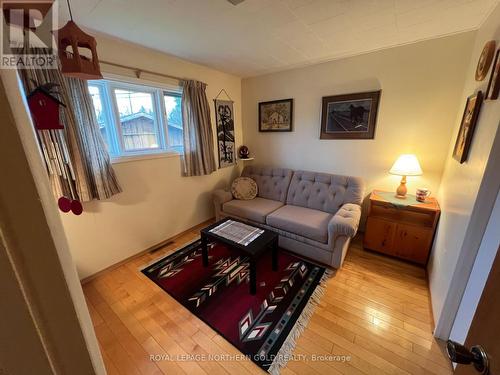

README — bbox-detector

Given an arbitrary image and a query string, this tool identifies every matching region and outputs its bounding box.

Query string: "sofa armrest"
[328,203,362,240]
[213,189,233,220]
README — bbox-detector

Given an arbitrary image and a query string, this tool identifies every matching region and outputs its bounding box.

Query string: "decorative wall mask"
[475,40,496,81]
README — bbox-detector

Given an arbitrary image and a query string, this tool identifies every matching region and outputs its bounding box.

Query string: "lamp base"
[395,175,407,199]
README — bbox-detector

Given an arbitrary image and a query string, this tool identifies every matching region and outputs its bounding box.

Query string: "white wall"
[241,33,475,220]
[428,4,500,332]
[61,33,242,279]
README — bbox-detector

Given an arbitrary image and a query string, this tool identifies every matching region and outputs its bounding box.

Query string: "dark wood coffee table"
[200,218,279,295]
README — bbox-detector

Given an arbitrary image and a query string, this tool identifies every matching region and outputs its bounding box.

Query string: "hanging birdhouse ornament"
[53,0,102,79]
[55,19,103,80]
[27,83,66,130]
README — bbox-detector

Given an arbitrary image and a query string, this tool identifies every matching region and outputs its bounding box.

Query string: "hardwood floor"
[82,221,452,375]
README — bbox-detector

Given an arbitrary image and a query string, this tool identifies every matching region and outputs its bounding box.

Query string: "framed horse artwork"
[320,90,381,139]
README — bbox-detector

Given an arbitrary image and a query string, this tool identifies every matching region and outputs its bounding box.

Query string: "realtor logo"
[1,0,57,69]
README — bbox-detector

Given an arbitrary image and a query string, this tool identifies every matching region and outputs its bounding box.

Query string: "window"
[88,84,110,150]
[164,92,183,152]
[114,88,160,151]
[87,79,183,159]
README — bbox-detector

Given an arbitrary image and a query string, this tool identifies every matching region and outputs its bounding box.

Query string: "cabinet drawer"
[370,203,436,227]
[394,224,432,264]
[363,217,396,255]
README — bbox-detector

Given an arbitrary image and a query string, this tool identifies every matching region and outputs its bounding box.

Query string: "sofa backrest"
[286,170,364,214]
[241,166,293,203]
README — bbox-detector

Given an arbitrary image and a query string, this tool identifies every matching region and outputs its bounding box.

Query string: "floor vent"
[149,240,174,253]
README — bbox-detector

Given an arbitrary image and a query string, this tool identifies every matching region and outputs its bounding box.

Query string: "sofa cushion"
[223,197,283,223]
[241,166,293,203]
[266,205,332,243]
[286,170,364,214]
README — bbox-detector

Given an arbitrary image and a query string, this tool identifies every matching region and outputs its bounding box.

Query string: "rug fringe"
[268,268,335,375]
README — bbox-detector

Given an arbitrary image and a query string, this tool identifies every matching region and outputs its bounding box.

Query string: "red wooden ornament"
[70,199,83,215]
[58,197,71,213]
[27,86,65,130]
[54,20,103,80]
[58,197,83,215]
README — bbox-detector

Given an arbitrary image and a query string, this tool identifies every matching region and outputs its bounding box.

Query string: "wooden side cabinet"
[363,190,440,265]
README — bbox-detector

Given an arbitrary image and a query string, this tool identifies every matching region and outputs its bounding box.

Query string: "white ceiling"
[62,0,499,77]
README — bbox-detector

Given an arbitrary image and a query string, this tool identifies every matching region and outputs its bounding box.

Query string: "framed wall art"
[258,98,293,132]
[453,91,483,164]
[320,90,381,139]
[214,99,235,168]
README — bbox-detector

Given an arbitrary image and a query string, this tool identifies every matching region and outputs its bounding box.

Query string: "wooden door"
[455,247,500,374]
[364,217,396,255]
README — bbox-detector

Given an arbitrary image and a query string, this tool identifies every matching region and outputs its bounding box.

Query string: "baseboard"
[80,218,215,285]
[426,269,437,334]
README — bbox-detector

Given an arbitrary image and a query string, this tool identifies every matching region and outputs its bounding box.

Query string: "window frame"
[88,77,183,162]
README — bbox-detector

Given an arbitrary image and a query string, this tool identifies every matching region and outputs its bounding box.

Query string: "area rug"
[141,239,331,374]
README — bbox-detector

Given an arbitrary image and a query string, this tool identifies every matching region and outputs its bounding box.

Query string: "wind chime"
[54,0,103,214]
[26,81,84,215]
[24,0,103,215]
[54,0,103,79]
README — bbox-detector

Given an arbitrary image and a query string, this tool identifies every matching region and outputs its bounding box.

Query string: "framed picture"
[259,98,293,132]
[214,99,235,168]
[485,48,500,100]
[453,91,483,164]
[320,90,381,139]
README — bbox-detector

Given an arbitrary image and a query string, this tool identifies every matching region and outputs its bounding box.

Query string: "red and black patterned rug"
[141,239,330,373]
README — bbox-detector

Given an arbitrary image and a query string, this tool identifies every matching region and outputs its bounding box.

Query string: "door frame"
[455,246,500,374]
[0,70,106,374]
[434,124,500,338]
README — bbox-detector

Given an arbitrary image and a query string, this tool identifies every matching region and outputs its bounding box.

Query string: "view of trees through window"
[87,80,183,157]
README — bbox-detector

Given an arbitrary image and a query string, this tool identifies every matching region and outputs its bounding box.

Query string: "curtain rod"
[99,60,185,82]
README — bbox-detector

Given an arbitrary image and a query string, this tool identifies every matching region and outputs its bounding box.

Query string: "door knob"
[446,340,489,374]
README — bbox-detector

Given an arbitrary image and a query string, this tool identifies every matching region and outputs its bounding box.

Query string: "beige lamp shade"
[389,154,423,176]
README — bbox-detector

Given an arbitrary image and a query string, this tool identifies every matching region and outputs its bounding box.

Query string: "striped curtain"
[18,48,122,201]
[181,80,217,176]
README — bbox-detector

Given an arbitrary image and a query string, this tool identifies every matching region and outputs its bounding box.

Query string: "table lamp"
[389,154,422,199]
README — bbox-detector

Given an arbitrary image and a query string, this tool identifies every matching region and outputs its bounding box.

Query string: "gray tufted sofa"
[213,166,365,268]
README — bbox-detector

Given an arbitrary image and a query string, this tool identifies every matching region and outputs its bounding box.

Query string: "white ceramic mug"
[416,188,431,202]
